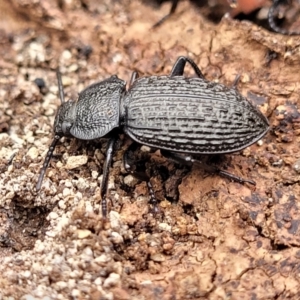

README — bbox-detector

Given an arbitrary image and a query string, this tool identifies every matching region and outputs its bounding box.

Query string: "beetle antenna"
[36,135,60,191]
[56,69,65,104]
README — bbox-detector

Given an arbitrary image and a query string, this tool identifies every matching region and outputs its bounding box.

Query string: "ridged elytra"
[36,56,269,217]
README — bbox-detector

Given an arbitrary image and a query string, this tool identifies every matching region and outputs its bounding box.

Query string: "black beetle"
[36,56,269,217]
[153,0,300,35]
[268,0,300,35]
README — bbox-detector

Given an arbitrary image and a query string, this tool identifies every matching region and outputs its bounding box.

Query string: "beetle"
[36,56,269,218]
[268,0,300,35]
[152,0,300,35]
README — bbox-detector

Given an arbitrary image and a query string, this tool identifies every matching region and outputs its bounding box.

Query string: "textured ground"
[0,0,300,299]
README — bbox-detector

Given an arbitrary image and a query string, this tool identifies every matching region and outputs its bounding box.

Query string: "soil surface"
[0,0,300,299]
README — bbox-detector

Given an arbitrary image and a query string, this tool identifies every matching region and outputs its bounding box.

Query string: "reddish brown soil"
[0,0,300,299]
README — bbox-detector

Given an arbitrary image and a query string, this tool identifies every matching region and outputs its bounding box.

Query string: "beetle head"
[36,70,76,191]
[53,100,76,137]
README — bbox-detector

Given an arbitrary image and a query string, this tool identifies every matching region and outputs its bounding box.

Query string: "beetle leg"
[36,135,61,191]
[214,168,256,186]
[56,69,66,104]
[170,56,205,79]
[232,74,241,89]
[123,142,159,213]
[129,71,139,87]
[160,149,193,167]
[101,136,118,218]
[160,150,256,186]
[152,0,179,28]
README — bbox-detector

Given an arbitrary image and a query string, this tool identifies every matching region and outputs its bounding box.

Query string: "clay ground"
[0,0,300,299]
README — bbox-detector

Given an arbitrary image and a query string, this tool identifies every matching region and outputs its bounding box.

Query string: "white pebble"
[109,211,121,231]
[48,212,58,220]
[140,145,151,152]
[58,200,66,209]
[61,50,72,61]
[110,232,124,244]
[103,273,120,288]
[257,140,263,146]
[22,270,32,278]
[95,254,111,264]
[91,170,99,179]
[124,175,139,187]
[76,178,89,191]
[65,155,88,170]
[158,222,172,232]
[62,188,71,197]
[71,289,80,298]
[94,277,102,285]
[293,159,300,173]
[27,147,39,160]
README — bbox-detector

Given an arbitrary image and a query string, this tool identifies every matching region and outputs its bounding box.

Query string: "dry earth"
[0,0,300,299]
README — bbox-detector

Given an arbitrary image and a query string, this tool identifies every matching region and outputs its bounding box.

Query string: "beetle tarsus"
[217,169,256,186]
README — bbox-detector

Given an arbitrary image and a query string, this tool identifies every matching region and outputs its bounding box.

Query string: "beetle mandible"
[36,56,269,217]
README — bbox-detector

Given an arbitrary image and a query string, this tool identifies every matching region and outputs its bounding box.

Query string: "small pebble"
[62,76,73,87]
[123,175,139,187]
[48,212,58,220]
[65,155,88,169]
[94,277,102,285]
[110,232,124,244]
[35,241,45,253]
[140,145,151,152]
[150,253,165,262]
[77,229,92,239]
[76,178,89,190]
[22,270,32,278]
[95,254,111,264]
[58,200,66,209]
[68,64,79,72]
[103,273,120,288]
[34,77,46,90]
[293,159,300,173]
[91,170,98,179]
[71,289,80,298]
[63,188,71,197]
[27,147,39,159]
[61,50,72,61]
[109,211,121,231]
[158,223,172,232]
[257,140,263,146]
